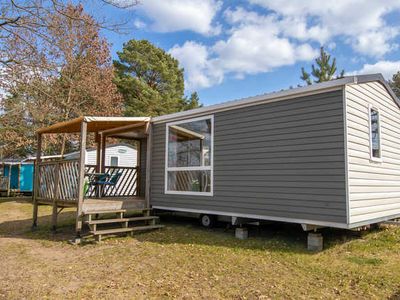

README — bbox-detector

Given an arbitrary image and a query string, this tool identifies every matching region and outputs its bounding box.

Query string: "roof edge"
[152,73,395,123]
[354,73,400,108]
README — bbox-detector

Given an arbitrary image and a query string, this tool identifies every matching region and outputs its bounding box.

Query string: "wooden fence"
[36,160,139,203]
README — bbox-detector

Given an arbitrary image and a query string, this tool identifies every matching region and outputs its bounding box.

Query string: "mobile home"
[150,73,400,230]
[32,74,400,246]
[64,143,137,167]
[0,160,34,196]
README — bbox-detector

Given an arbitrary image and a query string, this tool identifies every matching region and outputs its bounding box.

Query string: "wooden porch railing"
[85,165,139,197]
[36,159,139,203]
[0,176,9,191]
[37,160,80,202]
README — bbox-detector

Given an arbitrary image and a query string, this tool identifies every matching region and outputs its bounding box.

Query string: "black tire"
[200,214,216,228]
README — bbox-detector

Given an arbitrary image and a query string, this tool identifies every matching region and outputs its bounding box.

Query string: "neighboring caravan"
[64,143,137,167]
[32,74,400,245]
[0,160,34,196]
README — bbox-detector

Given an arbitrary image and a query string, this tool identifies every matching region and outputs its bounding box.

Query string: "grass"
[0,197,400,299]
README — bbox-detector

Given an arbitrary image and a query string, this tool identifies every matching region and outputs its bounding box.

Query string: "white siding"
[67,144,137,167]
[346,81,400,224]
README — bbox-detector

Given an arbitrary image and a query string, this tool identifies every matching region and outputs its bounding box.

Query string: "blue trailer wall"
[5,165,20,189]
[20,164,34,192]
[3,164,34,192]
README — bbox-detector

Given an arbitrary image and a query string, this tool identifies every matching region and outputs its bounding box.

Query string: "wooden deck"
[82,196,146,213]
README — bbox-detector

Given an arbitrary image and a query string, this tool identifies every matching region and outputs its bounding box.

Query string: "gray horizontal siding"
[150,90,347,224]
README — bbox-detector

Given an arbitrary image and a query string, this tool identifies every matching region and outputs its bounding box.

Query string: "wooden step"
[85,209,126,215]
[86,216,159,225]
[91,224,165,235]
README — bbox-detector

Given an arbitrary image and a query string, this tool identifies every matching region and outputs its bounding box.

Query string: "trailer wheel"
[200,214,215,228]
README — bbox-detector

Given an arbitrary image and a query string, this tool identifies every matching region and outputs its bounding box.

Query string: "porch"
[33,116,160,242]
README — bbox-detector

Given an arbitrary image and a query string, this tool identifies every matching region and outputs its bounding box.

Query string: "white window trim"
[368,104,383,163]
[110,155,119,166]
[164,115,214,196]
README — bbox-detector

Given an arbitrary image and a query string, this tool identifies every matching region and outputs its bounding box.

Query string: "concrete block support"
[307,232,323,251]
[235,227,248,240]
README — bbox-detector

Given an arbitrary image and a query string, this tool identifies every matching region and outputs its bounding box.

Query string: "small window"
[165,115,213,195]
[369,106,382,161]
[110,156,119,166]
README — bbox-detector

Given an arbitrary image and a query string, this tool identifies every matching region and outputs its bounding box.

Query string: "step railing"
[36,160,139,203]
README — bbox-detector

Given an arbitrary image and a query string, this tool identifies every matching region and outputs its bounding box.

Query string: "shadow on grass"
[0,210,77,242]
[0,196,33,204]
[0,209,383,253]
[389,291,400,300]
[132,214,380,254]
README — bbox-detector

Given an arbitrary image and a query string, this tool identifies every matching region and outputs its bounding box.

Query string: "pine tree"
[113,39,201,117]
[300,47,344,85]
[389,72,400,98]
[182,92,202,110]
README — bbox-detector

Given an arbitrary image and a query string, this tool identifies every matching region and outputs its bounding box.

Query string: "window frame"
[368,104,383,162]
[109,156,119,167]
[164,115,214,196]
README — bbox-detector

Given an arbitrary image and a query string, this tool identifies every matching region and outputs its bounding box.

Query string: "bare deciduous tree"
[0,3,124,157]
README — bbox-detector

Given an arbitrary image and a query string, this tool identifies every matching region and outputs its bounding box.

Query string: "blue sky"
[85,0,400,106]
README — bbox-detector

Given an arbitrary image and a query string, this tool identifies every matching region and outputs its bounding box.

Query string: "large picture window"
[165,115,213,195]
[369,105,382,161]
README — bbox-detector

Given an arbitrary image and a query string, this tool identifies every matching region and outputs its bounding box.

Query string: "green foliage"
[347,256,384,266]
[389,72,400,98]
[114,39,201,116]
[182,91,202,111]
[301,47,344,85]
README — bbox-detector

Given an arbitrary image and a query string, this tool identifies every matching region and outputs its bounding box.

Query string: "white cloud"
[137,0,222,35]
[249,0,400,57]
[169,41,223,90]
[165,2,400,90]
[169,8,319,90]
[212,23,317,75]
[350,61,400,80]
[133,18,146,29]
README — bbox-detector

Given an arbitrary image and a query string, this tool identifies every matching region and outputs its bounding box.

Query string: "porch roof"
[37,116,151,137]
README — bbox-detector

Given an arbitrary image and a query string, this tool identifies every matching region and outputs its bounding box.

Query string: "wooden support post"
[51,162,60,232]
[6,165,11,197]
[74,121,87,243]
[145,122,153,216]
[95,133,101,173]
[32,133,42,229]
[99,133,106,197]
[95,133,102,198]
[137,139,141,196]
[18,163,21,192]
[101,134,106,173]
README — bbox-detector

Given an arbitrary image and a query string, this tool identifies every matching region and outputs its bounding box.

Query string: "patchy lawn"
[0,197,400,299]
